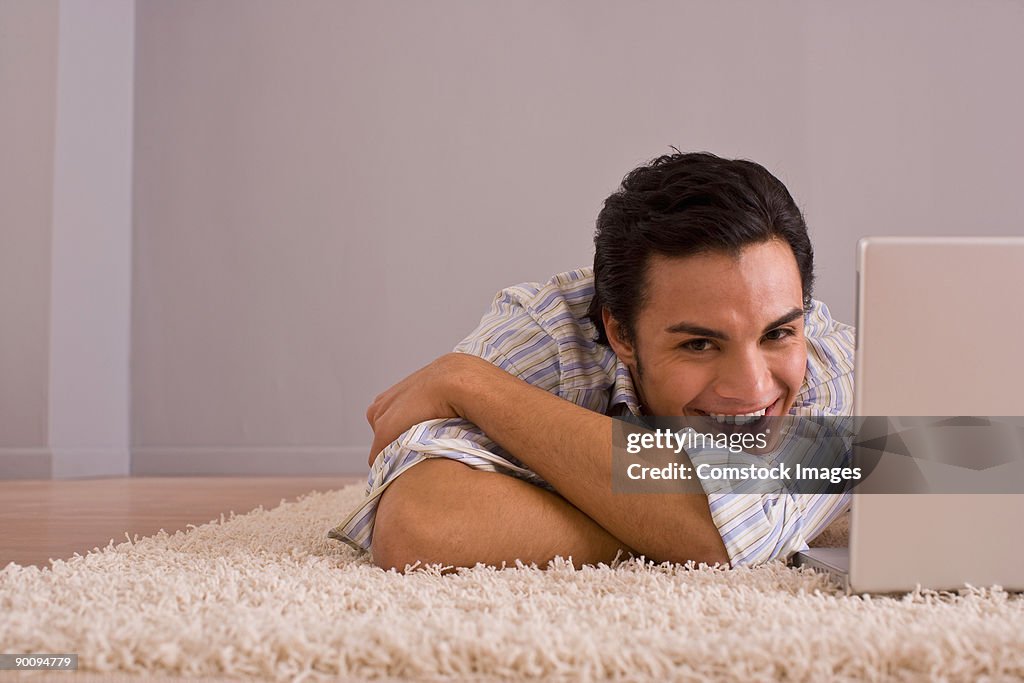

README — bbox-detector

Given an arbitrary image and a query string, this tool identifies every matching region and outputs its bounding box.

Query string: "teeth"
[706,408,767,425]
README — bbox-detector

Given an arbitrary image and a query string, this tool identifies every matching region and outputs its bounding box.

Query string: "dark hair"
[587,151,814,345]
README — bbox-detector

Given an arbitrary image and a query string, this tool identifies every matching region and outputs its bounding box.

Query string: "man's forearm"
[448,354,730,566]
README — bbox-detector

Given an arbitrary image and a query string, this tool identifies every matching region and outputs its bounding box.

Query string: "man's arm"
[367,352,730,566]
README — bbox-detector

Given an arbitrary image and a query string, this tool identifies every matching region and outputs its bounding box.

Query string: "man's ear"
[602,308,636,365]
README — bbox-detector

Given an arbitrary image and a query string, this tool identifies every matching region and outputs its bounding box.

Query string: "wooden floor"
[0,476,362,568]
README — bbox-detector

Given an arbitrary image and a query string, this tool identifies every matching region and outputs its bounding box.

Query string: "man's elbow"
[692,543,731,568]
[369,489,437,573]
[647,533,730,568]
[658,546,730,568]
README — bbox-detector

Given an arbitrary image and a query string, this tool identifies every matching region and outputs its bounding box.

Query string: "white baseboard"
[0,449,51,479]
[51,448,130,478]
[0,448,130,479]
[131,446,369,476]
[0,446,370,479]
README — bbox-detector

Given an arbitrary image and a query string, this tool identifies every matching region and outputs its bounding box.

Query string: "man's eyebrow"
[664,307,805,340]
[762,307,805,334]
[664,322,729,340]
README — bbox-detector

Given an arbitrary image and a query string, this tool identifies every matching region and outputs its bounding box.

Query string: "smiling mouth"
[691,398,780,425]
[704,408,767,425]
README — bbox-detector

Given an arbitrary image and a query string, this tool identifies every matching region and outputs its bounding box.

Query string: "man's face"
[604,240,807,418]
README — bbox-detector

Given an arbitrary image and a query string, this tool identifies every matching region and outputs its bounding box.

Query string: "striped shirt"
[329,267,856,566]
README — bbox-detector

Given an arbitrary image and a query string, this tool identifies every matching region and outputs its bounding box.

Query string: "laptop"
[791,237,1024,593]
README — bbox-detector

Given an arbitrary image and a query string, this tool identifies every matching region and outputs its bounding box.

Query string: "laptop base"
[791,547,851,594]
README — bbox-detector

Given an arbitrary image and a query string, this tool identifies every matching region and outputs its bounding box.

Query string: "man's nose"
[714,348,773,402]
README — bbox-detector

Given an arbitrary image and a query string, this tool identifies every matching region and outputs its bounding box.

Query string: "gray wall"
[4,0,1024,477]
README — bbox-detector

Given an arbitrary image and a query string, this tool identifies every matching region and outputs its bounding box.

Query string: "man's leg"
[372,458,636,571]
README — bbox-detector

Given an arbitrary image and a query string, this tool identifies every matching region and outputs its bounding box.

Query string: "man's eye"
[764,328,795,342]
[681,339,714,352]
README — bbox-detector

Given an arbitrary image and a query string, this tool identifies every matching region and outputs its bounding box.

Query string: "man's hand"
[365,353,479,466]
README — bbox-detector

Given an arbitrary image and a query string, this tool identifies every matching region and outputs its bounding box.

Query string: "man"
[329,151,855,570]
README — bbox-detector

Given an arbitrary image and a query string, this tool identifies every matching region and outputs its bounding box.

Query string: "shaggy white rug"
[2,484,1023,683]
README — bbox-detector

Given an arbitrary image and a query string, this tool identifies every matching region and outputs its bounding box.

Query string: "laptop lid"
[851,237,1024,592]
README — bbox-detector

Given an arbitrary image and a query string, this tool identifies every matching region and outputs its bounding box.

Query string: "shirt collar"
[608,356,643,417]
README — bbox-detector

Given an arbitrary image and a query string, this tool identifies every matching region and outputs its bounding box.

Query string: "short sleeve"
[453,285,564,394]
